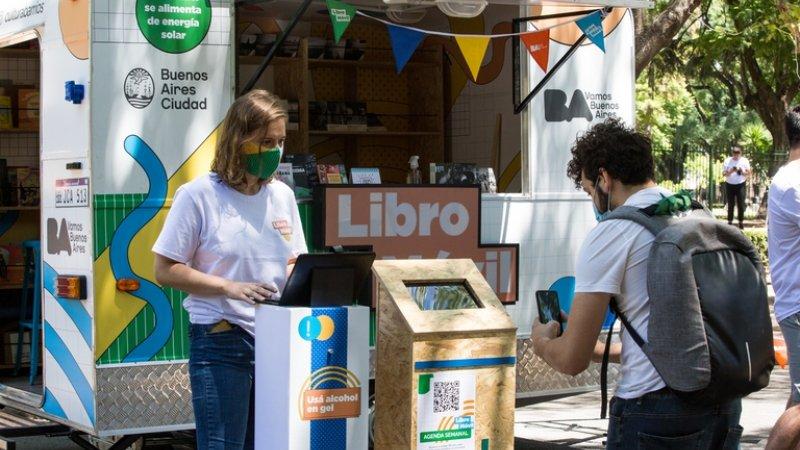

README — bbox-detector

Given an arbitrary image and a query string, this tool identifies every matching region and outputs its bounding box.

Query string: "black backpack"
[599,202,774,418]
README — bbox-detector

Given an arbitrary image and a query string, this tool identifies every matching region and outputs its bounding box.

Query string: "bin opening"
[405,281,483,310]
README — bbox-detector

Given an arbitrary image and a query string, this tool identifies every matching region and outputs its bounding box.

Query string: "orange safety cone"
[775,338,789,369]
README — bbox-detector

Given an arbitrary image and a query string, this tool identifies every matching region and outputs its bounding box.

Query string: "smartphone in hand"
[536,290,563,337]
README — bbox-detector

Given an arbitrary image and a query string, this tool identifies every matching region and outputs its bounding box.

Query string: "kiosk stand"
[373,259,517,450]
[255,253,373,450]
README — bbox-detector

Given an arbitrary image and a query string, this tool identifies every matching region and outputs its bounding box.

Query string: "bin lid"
[373,259,516,336]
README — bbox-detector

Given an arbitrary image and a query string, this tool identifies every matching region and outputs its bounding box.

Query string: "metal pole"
[238,0,314,96]
[513,7,610,115]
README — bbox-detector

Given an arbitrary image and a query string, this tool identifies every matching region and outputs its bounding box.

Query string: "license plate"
[55,178,89,208]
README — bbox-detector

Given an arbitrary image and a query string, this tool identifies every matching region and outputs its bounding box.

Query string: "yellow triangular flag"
[455,35,490,81]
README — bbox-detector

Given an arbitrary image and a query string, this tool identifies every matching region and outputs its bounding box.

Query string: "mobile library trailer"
[0,0,649,444]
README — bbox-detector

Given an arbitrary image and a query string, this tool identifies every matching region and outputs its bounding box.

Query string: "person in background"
[152,90,307,449]
[531,119,741,449]
[722,145,751,228]
[771,105,800,411]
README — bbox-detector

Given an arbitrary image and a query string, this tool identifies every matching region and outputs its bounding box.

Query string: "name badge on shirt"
[273,220,293,242]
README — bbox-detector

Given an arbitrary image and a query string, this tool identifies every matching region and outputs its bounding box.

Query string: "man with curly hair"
[531,119,743,449]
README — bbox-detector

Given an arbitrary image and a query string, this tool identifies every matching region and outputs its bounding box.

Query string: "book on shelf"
[17,88,38,130]
[350,167,381,184]
[477,167,497,194]
[429,163,478,185]
[366,113,387,132]
[309,101,368,132]
[16,167,39,206]
[283,153,319,201]
[317,164,349,184]
[275,163,294,190]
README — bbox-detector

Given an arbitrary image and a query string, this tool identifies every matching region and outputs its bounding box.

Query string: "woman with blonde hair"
[152,90,306,449]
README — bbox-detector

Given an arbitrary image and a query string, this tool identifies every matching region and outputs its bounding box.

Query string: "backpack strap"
[600,200,710,236]
[600,297,647,419]
[600,312,616,419]
[600,205,671,236]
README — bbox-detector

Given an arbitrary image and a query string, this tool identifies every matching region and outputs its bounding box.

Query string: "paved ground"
[514,369,790,449]
[515,294,787,449]
[0,369,789,449]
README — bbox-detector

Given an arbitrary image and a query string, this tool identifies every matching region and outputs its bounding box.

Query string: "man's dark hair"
[786,106,800,148]
[731,144,743,153]
[567,118,655,189]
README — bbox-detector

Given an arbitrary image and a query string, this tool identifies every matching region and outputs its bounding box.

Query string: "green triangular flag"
[327,0,356,44]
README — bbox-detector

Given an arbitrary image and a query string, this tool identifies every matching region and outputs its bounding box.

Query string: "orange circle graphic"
[527,6,626,46]
[59,0,89,60]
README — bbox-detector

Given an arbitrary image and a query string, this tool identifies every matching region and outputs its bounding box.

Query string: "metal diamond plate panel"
[516,338,619,395]
[96,364,193,432]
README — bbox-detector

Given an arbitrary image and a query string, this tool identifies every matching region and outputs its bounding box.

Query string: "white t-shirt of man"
[575,186,672,399]
[769,160,800,323]
[152,173,307,335]
[723,156,750,185]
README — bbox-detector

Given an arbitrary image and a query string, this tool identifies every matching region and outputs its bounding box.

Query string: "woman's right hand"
[222,281,278,305]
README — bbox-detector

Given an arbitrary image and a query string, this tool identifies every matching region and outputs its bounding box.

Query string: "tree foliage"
[637,0,800,177]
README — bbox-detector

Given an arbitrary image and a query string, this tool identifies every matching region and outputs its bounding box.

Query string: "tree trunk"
[635,0,703,77]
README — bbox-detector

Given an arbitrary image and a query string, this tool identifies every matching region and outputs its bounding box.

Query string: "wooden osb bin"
[373,259,516,450]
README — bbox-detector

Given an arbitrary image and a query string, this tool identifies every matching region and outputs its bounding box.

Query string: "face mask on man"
[242,142,283,180]
[592,175,613,222]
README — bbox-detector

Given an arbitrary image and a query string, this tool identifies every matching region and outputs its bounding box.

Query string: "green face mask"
[243,144,283,180]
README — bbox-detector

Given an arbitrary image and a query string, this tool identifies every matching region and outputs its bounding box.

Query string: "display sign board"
[320,186,519,303]
[0,0,46,42]
[417,370,477,450]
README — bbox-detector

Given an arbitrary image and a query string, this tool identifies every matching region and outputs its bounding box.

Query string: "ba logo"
[124,68,154,109]
[47,218,71,256]
[544,89,593,122]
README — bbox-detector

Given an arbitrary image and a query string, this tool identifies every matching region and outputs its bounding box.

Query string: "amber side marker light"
[116,278,141,292]
[56,275,87,300]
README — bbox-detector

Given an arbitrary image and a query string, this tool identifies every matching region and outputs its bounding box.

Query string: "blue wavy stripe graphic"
[42,388,67,419]
[0,210,20,237]
[310,308,348,450]
[111,135,173,363]
[43,263,92,347]
[44,322,94,425]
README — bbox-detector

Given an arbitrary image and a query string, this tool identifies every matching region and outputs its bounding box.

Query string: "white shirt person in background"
[722,145,751,228]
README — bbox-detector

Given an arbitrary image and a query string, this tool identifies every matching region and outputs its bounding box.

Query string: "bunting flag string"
[521,29,550,73]
[455,36,491,81]
[354,10,602,39]
[325,3,607,79]
[327,0,357,44]
[575,10,606,53]
[387,24,426,73]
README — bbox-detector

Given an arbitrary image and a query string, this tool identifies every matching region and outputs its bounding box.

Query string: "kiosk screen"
[405,282,480,311]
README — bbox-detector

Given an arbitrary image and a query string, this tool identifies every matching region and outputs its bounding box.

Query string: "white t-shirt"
[769,160,800,323]
[152,173,307,335]
[723,156,750,185]
[575,186,671,399]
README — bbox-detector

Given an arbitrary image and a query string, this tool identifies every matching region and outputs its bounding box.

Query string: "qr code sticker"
[433,380,460,413]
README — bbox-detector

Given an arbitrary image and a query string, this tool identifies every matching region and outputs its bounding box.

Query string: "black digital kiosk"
[278,251,375,307]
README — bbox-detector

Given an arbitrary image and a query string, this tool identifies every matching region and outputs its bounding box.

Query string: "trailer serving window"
[0,36,43,400]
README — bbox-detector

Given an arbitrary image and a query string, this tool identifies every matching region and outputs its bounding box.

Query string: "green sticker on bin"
[418,373,433,394]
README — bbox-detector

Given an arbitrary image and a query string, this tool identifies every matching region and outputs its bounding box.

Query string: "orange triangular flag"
[521,30,550,72]
[455,35,490,81]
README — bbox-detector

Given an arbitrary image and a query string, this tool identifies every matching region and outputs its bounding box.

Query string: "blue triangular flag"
[576,11,605,53]
[387,24,426,73]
